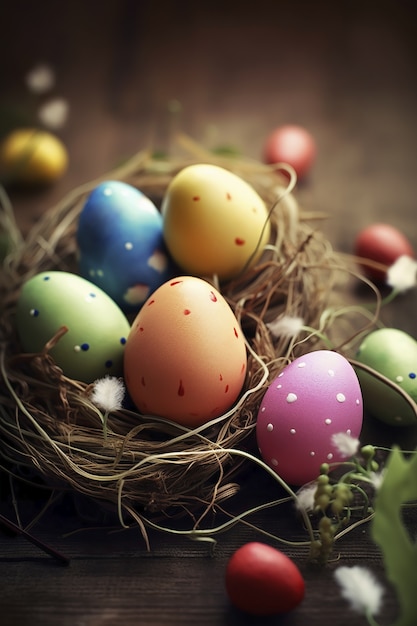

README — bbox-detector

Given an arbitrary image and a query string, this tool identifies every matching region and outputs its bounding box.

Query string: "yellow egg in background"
[0,128,68,185]
[161,164,271,281]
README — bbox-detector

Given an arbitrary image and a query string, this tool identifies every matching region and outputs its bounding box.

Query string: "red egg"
[354,223,415,282]
[225,542,305,616]
[263,124,316,179]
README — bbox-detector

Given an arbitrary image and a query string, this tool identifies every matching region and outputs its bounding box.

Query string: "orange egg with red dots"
[161,164,271,281]
[123,276,248,427]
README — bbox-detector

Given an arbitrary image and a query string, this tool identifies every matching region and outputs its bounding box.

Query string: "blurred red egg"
[263,124,316,180]
[225,542,305,616]
[354,223,415,282]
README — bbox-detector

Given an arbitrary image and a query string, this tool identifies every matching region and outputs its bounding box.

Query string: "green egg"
[355,328,417,426]
[16,271,131,383]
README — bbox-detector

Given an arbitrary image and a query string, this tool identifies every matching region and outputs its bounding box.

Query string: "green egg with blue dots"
[16,271,131,383]
[355,327,417,426]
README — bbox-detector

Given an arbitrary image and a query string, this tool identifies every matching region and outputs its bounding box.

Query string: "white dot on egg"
[286,392,298,403]
[271,458,278,467]
[328,369,335,377]
[346,429,351,435]
[89,269,95,277]
[148,250,168,272]
[396,375,404,382]
[297,362,306,368]
[276,384,282,389]
[73,345,81,352]
[325,418,332,425]
[125,242,134,251]
[327,453,333,460]
[261,406,266,413]
[310,451,315,457]
[278,372,284,378]
[336,393,346,403]
[290,428,296,435]
[103,188,113,196]
[97,269,104,277]
[267,423,273,432]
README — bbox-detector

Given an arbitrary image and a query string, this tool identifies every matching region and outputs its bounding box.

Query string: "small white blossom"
[25,64,55,93]
[267,315,304,339]
[369,469,386,491]
[334,566,384,616]
[331,432,360,458]
[90,376,125,413]
[38,98,69,129]
[295,482,317,512]
[386,255,417,293]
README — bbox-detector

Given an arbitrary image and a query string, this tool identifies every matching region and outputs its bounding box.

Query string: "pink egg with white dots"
[256,351,363,486]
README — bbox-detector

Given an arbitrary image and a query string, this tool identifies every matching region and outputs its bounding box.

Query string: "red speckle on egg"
[225,384,229,393]
[234,327,239,338]
[219,373,223,381]
[141,376,146,386]
[147,299,155,306]
[170,280,183,286]
[241,363,246,373]
[178,380,185,396]
[184,309,191,315]
[235,237,245,246]
[210,291,217,302]
[226,192,232,200]
[193,196,200,201]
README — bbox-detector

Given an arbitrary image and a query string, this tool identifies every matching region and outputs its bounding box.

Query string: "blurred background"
[1,0,416,248]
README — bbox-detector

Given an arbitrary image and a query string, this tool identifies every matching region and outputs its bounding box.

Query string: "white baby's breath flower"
[267,315,304,339]
[295,482,317,512]
[334,566,384,616]
[331,432,360,458]
[369,469,386,491]
[90,376,125,413]
[25,64,55,93]
[386,255,417,293]
[38,98,69,129]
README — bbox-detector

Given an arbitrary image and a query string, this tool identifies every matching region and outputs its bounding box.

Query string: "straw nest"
[0,136,370,539]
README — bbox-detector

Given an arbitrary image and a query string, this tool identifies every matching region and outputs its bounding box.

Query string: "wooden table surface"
[1,1,417,625]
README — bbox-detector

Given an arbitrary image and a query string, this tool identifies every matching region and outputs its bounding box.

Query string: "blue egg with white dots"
[76,180,175,312]
[16,271,131,383]
[355,327,417,426]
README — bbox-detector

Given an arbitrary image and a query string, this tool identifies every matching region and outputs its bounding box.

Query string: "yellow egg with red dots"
[161,164,271,281]
[124,276,248,427]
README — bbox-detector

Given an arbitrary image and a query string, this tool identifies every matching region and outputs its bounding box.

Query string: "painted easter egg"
[354,223,414,282]
[225,542,305,616]
[0,128,68,186]
[256,351,363,486]
[124,276,247,427]
[77,180,175,312]
[161,164,271,281]
[355,328,417,426]
[16,271,130,383]
[263,125,316,179]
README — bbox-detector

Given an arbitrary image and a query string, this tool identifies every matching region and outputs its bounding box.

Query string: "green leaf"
[371,447,417,626]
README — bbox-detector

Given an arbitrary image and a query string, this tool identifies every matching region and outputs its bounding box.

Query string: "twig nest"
[0,137,347,539]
